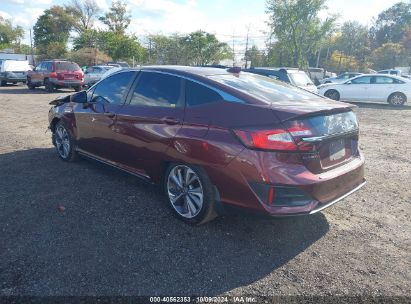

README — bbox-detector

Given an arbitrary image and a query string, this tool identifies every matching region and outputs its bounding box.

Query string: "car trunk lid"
[279,106,360,174]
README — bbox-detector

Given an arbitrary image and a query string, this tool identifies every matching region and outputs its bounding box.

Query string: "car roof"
[339,73,409,82]
[132,65,234,77]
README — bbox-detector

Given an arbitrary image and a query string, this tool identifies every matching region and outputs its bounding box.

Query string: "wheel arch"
[388,91,407,103]
[49,117,60,132]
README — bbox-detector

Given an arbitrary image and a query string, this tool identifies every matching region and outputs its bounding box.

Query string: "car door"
[113,71,185,176]
[31,62,44,84]
[340,75,372,101]
[369,76,396,102]
[75,71,137,162]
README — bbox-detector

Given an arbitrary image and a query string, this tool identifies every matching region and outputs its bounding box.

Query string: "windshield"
[288,72,314,86]
[55,61,81,71]
[209,73,321,103]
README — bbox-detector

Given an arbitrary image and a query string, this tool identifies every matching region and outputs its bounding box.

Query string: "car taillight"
[49,72,57,78]
[234,126,315,152]
[234,129,298,151]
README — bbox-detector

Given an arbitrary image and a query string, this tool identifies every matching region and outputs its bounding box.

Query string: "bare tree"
[66,0,101,33]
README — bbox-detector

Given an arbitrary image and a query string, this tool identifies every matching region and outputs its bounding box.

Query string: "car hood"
[269,98,354,121]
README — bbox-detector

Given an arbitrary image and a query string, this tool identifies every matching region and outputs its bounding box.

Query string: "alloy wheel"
[390,93,405,105]
[55,125,70,159]
[167,165,204,219]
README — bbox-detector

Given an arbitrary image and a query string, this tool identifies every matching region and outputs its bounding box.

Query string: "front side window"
[130,72,182,107]
[46,62,53,72]
[351,76,372,84]
[92,71,135,104]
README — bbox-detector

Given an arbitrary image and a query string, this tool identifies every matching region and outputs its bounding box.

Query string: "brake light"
[234,129,297,151]
[49,72,57,78]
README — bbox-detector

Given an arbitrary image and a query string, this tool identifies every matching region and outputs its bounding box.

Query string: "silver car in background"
[84,65,114,86]
[320,72,363,84]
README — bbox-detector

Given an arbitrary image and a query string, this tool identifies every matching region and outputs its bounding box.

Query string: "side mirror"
[346,81,352,85]
[72,91,87,103]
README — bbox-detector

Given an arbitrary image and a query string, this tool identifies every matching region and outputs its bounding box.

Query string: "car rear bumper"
[0,76,26,82]
[49,79,83,87]
[208,148,365,216]
[309,180,366,214]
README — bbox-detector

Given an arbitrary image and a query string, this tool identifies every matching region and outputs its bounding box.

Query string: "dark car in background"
[244,67,318,93]
[48,66,365,224]
[27,60,84,92]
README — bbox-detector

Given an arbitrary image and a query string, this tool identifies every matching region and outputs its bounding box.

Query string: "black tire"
[388,92,406,106]
[324,89,340,101]
[164,163,218,225]
[27,78,35,90]
[45,79,54,93]
[74,86,82,92]
[0,80,6,86]
[53,121,79,162]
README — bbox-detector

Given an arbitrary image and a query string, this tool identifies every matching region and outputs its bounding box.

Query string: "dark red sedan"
[48,66,365,224]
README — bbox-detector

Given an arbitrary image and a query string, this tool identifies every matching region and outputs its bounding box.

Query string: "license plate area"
[329,139,346,161]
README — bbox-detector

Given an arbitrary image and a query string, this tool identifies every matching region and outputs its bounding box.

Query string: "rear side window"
[55,61,80,71]
[185,80,222,107]
[130,72,182,107]
[375,76,394,84]
[92,71,135,104]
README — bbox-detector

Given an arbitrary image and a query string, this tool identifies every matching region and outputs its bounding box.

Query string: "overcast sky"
[0,0,406,54]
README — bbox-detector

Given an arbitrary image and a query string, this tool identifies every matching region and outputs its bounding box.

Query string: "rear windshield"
[209,73,321,102]
[55,61,80,71]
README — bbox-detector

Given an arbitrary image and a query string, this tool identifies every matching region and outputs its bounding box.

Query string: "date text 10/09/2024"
[149,296,258,303]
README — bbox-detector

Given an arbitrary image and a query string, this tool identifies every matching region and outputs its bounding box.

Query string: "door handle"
[162,117,180,125]
[104,112,116,118]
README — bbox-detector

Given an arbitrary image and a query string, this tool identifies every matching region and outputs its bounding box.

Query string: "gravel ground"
[0,85,410,297]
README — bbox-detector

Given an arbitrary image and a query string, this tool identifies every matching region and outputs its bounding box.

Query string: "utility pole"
[148,37,152,64]
[244,27,250,69]
[232,31,235,67]
[29,28,35,65]
[316,47,322,68]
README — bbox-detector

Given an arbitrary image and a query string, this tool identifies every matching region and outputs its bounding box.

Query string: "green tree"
[33,6,76,58]
[370,43,408,70]
[266,0,337,68]
[245,45,264,68]
[97,31,145,64]
[0,16,24,49]
[72,29,99,50]
[99,0,131,35]
[370,2,411,47]
[147,34,189,65]
[182,31,232,65]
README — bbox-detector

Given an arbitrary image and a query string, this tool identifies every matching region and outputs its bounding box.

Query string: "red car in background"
[48,66,366,224]
[28,60,84,92]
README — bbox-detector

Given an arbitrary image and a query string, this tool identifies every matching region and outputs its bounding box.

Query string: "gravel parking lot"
[0,85,410,296]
